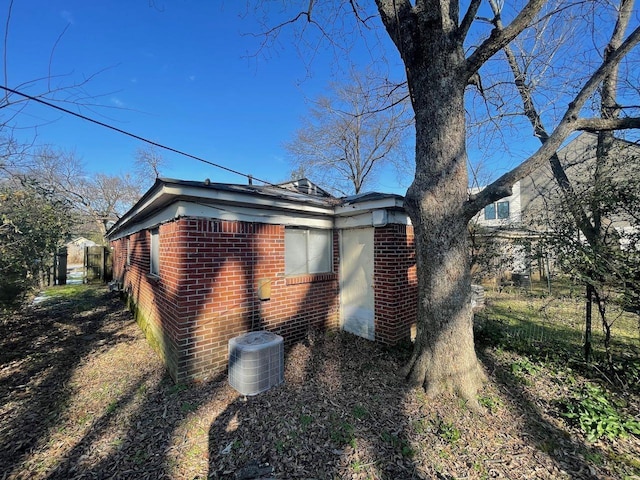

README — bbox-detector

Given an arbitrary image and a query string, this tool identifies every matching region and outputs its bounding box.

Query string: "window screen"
[284,229,307,275]
[150,228,160,275]
[285,228,332,275]
[307,229,332,273]
[484,203,496,220]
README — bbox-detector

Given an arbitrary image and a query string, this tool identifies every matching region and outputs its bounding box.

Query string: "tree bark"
[585,283,593,362]
[398,24,486,401]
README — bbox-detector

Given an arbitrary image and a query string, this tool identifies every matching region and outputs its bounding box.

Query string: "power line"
[0,84,277,186]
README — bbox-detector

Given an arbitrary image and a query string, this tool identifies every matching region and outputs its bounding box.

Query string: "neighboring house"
[519,132,639,230]
[65,236,98,264]
[470,132,640,282]
[106,178,417,383]
[472,180,523,229]
[470,180,533,282]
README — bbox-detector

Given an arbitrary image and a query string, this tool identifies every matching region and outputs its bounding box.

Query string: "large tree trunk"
[402,39,485,402]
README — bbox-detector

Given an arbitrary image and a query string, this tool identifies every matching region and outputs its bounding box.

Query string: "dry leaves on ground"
[1,285,638,479]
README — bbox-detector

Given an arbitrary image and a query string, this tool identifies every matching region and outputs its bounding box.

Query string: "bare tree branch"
[285,68,411,194]
[466,22,640,217]
[459,0,482,41]
[2,0,13,106]
[465,0,547,79]
[574,116,640,132]
[485,0,599,246]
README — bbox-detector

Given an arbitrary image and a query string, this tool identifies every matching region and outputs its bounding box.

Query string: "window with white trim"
[284,227,332,275]
[484,201,510,220]
[126,237,131,266]
[484,203,496,220]
[150,228,160,275]
[497,201,510,219]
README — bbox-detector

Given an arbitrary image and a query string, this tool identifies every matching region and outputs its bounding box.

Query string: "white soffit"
[165,184,334,216]
[335,210,412,229]
[109,182,411,239]
[109,183,335,238]
[109,201,334,240]
[334,196,404,216]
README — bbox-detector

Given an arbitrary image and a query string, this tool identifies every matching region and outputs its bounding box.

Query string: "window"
[285,228,332,275]
[497,201,510,219]
[484,201,510,221]
[126,237,131,266]
[150,228,160,276]
[484,203,496,220]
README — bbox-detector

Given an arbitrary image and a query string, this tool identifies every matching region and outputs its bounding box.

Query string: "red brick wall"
[112,217,339,383]
[112,226,181,378]
[111,217,417,383]
[374,224,417,344]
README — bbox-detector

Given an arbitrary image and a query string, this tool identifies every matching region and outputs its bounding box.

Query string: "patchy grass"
[0,283,638,479]
[477,283,639,390]
[33,284,105,312]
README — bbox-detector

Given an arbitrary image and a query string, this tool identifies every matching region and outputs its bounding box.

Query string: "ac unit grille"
[228,331,284,396]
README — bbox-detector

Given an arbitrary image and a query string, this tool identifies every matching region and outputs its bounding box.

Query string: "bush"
[0,185,73,308]
[560,383,640,442]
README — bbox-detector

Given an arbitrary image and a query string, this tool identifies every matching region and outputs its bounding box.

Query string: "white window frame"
[497,201,510,219]
[284,227,332,275]
[126,237,131,266]
[150,228,160,276]
[484,201,510,221]
[484,203,496,220]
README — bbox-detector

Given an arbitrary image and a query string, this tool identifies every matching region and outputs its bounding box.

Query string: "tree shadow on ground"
[207,330,431,480]
[0,286,135,478]
[5,285,628,478]
[42,370,232,479]
[1,285,237,479]
[475,317,627,479]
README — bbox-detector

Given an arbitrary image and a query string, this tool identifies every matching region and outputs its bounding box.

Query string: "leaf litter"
[0,285,637,479]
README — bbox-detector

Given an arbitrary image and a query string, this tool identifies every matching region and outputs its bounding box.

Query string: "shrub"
[560,383,640,442]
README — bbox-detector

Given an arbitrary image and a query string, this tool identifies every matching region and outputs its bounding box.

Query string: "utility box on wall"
[228,331,284,396]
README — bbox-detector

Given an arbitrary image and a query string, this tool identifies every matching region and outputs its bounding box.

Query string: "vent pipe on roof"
[248,175,253,185]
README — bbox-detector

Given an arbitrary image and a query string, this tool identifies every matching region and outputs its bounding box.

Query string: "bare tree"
[488,0,639,365]
[78,172,141,235]
[285,69,412,195]
[2,146,141,237]
[533,140,640,363]
[250,0,640,403]
[135,145,168,188]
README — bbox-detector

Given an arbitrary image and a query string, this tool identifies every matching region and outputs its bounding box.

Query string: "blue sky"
[4,1,413,193]
[6,2,627,196]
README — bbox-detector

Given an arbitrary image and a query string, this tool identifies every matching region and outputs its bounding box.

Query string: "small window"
[126,237,131,266]
[484,203,496,220]
[150,228,160,276]
[285,228,332,275]
[497,201,510,219]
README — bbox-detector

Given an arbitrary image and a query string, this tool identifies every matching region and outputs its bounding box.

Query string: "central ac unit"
[228,331,284,396]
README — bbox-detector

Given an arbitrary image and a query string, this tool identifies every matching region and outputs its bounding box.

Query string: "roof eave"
[106,179,338,239]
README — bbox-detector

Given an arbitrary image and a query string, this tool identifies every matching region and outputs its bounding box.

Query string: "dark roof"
[340,191,405,205]
[106,177,408,239]
[156,177,339,207]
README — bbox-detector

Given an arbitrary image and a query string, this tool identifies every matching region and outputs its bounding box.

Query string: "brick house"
[106,178,417,383]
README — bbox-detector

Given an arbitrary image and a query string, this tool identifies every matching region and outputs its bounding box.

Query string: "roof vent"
[228,331,284,396]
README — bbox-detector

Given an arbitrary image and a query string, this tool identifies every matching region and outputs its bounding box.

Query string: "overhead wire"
[0,84,279,187]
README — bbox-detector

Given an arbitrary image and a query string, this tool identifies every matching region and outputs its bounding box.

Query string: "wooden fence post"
[55,247,68,285]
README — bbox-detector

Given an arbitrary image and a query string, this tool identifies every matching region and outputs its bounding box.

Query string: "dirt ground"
[0,285,638,479]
